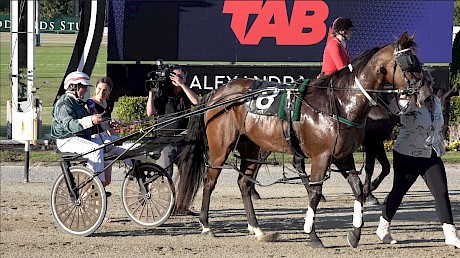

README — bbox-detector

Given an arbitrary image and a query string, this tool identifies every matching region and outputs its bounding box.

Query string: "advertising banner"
[0,15,80,33]
[108,0,454,63]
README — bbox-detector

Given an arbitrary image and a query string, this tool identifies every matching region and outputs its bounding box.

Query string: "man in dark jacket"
[51,71,107,183]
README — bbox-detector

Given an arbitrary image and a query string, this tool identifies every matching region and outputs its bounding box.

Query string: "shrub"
[117,96,148,122]
[383,139,395,152]
[115,96,150,136]
[446,141,460,151]
[449,96,460,125]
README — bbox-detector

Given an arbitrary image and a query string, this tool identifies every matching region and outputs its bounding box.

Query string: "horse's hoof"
[347,231,360,248]
[256,232,279,242]
[365,195,380,206]
[201,230,216,237]
[320,194,327,202]
[308,239,325,248]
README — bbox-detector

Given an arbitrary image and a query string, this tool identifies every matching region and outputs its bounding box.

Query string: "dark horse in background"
[175,32,426,248]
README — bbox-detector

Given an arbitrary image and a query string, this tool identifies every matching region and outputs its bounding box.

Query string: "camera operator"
[146,65,199,179]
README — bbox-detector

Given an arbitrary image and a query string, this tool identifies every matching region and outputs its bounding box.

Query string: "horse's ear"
[409,32,416,42]
[399,31,409,46]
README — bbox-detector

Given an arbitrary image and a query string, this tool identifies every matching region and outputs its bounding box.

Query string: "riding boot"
[443,223,460,248]
[376,216,397,244]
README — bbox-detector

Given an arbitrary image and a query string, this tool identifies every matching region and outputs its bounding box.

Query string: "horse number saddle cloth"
[245,80,308,122]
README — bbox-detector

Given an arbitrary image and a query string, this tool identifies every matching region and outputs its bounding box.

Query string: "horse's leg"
[238,145,279,242]
[363,138,380,205]
[370,141,391,192]
[304,183,324,248]
[303,157,329,248]
[199,166,223,237]
[345,172,364,248]
[337,156,364,248]
[251,149,271,199]
[199,134,233,237]
[293,155,327,202]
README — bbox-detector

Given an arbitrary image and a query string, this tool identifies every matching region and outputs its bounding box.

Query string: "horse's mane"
[350,47,382,73]
[310,46,382,92]
[309,38,417,93]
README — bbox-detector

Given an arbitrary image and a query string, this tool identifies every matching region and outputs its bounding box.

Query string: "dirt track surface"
[1,163,460,257]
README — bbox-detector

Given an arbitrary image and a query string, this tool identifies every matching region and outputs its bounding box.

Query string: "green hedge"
[450,96,460,125]
[116,96,148,122]
[115,96,149,136]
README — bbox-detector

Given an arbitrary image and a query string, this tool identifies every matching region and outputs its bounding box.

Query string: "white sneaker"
[443,223,460,248]
[376,216,397,244]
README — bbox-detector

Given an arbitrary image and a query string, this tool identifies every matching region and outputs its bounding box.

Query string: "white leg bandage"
[352,200,363,228]
[201,227,211,234]
[253,227,264,237]
[248,224,264,236]
[304,207,315,234]
[247,224,254,234]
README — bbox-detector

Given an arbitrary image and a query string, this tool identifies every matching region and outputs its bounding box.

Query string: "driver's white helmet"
[64,71,92,90]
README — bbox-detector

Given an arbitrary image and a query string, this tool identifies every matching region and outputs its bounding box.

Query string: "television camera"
[145,59,176,92]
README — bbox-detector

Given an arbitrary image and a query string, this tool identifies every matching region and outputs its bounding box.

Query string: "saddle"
[245,79,309,122]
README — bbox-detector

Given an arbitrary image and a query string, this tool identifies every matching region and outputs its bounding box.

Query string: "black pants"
[382,150,453,224]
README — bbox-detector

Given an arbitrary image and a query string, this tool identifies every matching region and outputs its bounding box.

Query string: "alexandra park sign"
[0,15,80,33]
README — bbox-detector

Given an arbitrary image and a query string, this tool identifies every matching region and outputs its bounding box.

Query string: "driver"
[51,71,130,191]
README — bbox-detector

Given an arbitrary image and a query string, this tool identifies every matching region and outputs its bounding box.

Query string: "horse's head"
[378,32,427,100]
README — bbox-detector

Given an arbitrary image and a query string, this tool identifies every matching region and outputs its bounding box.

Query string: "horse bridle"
[392,41,423,95]
[349,42,423,107]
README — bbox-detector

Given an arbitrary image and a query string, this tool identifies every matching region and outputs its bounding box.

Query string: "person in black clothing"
[89,77,115,134]
[146,66,198,176]
[146,65,199,215]
[88,77,135,189]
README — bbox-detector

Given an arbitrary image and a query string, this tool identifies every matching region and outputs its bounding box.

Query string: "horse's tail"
[175,92,214,212]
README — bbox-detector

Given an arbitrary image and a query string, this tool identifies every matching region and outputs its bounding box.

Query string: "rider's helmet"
[64,71,92,91]
[332,17,354,32]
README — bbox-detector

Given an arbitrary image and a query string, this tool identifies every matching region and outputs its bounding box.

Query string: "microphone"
[86,99,98,115]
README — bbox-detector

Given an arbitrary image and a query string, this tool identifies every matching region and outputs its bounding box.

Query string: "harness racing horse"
[175,32,425,248]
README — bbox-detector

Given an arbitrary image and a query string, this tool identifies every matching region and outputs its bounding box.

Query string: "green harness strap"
[278,79,309,121]
[335,116,367,128]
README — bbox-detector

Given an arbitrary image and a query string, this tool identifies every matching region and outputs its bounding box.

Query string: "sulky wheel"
[50,166,107,236]
[121,162,175,227]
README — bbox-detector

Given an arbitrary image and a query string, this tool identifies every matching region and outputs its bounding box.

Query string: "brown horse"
[175,32,425,248]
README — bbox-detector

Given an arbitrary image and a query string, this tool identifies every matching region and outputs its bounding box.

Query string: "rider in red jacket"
[320,17,354,76]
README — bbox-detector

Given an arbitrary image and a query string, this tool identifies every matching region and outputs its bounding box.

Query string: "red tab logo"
[223,0,329,45]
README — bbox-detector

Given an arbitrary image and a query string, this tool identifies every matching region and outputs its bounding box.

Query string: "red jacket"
[321,37,350,75]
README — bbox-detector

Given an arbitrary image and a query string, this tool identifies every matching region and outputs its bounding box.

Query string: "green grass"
[0,40,108,137]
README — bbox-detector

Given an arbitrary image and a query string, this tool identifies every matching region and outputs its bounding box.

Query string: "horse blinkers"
[395,50,421,74]
[392,42,424,95]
